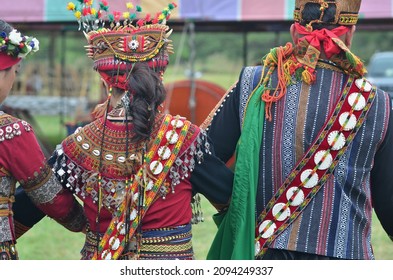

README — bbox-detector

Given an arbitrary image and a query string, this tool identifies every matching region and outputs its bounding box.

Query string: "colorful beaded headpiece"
[67,1,176,89]
[294,0,362,28]
[0,28,39,70]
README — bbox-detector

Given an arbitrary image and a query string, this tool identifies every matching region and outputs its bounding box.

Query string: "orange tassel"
[261,90,272,121]
[261,43,293,121]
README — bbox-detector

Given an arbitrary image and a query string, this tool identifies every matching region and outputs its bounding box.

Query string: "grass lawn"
[16,194,393,260]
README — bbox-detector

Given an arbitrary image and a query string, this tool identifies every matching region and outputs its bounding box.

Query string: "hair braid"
[128,64,166,143]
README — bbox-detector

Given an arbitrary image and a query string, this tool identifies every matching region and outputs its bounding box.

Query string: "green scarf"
[206,84,265,260]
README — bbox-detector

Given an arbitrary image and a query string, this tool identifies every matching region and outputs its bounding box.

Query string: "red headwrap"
[294,22,350,59]
[97,59,168,90]
[98,71,130,90]
[0,52,21,71]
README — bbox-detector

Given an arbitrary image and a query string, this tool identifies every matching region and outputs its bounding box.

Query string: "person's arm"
[12,186,46,239]
[193,69,249,212]
[2,121,86,233]
[190,136,234,212]
[204,80,242,163]
[371,94,393,241]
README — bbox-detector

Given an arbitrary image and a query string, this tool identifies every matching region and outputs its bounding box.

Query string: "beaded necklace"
[95,86,139,253]
[95,86,113,250]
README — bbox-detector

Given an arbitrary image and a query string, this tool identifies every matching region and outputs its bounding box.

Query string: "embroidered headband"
[294,0,362,29]
[0,29,39,71]
[67,1,176,89]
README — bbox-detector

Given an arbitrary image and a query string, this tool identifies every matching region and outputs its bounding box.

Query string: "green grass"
[16,195,393,260]
[16,198,217,260]
[16,218,84,260]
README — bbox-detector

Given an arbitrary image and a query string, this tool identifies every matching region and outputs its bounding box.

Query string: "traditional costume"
[44,1,232,260]
[0,25,85,260]
[204,0,393,260]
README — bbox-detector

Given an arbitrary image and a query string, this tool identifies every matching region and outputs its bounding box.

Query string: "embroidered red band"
[255,77,377,258]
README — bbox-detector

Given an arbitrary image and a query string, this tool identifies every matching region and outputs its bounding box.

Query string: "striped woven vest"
[239,65,390,259]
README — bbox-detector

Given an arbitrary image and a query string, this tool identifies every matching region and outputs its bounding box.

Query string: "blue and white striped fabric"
[239,64,390,259]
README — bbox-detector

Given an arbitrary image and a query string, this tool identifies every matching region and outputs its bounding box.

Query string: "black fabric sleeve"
[190,140,234,211]
[12,186,46,238]
[206,79,242,163]
[371,98,393,240]
[193,70,244,211]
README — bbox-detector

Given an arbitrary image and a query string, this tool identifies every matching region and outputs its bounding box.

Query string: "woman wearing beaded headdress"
[0,19,86,260]
[204,0,393,260]
[19,1,234,260]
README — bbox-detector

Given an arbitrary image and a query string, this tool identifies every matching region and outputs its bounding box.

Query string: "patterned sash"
[255,77,377,258]
[92,114,190,260]
[0,196,14,217]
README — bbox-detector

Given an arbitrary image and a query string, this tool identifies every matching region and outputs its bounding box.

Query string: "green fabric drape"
[207,84,265,260]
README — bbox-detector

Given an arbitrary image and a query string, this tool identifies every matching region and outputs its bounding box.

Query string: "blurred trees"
[17,27,393,95]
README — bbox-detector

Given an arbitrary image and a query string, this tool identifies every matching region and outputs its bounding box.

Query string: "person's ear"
[290,24,299,44]
[100,78,109,93]
[345,25,356,48]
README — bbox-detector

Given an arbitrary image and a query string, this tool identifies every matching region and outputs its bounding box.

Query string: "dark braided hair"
[300,3,339,30]
[107,63,166,143]
[128,63,166,143]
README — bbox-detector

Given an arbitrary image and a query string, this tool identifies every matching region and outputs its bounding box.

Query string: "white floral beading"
[0,29,39,59]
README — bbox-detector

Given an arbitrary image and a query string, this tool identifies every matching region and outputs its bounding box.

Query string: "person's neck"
[110,91,126,108]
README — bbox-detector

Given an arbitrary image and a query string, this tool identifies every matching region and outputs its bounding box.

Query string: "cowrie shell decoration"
[327,131,346,151]
[355,78,372,92]
[259,220,276,239]
[272,203,291,222]
[339,112,357,131]
[286,187,305,207]
[348,92,366,111]
[300,169,319,189]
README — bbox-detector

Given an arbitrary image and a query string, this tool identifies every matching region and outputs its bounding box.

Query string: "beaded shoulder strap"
[255,77,377,258]
[92,114,191,260]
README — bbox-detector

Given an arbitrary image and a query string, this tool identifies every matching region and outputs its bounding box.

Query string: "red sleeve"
[0,119,86,232]
[0,120,47,181]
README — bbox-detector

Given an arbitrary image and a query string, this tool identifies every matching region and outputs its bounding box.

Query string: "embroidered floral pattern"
[0,113,33,143]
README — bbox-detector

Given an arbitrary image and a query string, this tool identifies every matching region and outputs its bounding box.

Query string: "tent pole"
[243,31,248,66]
[188,21,197,124]
[60,29,67,133]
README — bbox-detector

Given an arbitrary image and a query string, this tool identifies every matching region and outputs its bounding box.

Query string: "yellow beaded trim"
[338,14,358,25]
[294,10,301,22]
[0,196,14,204]
[141,242,192,253]
[0,196,14,217]
[142,232,192,244]
[0,209,13,217]
[293,10,358,25]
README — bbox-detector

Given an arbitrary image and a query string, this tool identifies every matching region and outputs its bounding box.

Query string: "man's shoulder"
[366,77,392,101]
[239,65,264,89]
[241,65,264,76]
